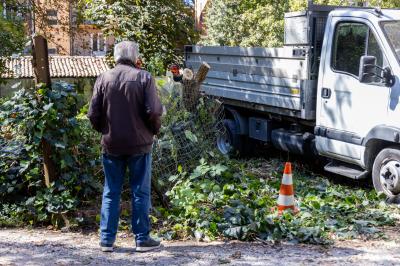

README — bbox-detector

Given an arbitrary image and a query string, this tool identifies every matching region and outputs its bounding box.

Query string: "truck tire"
[217,119,242,156]
[372,147,400,197]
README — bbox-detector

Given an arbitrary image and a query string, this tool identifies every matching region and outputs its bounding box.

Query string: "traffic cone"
[276,162,299,214]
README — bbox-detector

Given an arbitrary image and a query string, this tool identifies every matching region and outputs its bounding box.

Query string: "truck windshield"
[382,21,400,61]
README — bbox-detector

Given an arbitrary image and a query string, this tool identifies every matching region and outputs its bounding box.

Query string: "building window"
[48,48,57,55]
[47,9,58,26]
[99,34,105,51]
[91,33,106,55]
[92,34,98,51]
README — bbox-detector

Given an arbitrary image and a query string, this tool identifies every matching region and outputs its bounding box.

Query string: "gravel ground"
[0,228,400,265]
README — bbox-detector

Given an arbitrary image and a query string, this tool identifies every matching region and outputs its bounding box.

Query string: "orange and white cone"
[277,162,299,214]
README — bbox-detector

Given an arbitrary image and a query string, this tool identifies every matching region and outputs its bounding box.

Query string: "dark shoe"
[100,242,114,252]
[136,238,161,252]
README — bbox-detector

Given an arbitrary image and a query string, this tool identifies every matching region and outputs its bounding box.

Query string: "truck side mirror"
[359,55,377,83]
[359,55,396,86]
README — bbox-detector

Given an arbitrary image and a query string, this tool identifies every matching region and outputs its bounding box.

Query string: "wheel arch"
[363,125,400,170]
[364,139,397,170]
[224,106,249,136]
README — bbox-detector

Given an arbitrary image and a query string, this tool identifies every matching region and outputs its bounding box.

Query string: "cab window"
[332,22,386,80]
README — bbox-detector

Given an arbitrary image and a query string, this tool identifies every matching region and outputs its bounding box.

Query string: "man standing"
[88,41,163,252]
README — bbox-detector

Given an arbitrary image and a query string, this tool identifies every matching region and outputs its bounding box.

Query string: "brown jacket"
[88,62,162,155]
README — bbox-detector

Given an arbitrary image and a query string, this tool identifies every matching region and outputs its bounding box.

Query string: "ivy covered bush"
[0,82,102,226]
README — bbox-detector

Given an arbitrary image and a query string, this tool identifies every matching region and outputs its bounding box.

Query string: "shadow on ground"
[0,231,383,266]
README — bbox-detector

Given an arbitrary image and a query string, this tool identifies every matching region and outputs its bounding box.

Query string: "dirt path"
[0,228,399,266]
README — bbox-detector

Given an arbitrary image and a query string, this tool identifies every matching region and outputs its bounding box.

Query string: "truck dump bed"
[184,4,336,121]
[185,45,317,120]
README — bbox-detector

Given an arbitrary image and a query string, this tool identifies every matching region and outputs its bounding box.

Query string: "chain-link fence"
[151,77,225,205]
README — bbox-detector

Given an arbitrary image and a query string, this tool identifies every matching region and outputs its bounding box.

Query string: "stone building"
[30,0,114,56]
[2,0,114,56]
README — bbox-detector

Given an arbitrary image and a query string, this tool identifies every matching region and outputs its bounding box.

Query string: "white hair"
[114,41,139,64]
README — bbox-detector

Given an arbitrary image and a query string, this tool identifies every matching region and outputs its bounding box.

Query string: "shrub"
[0,82,102,226]
[146,54,167,76]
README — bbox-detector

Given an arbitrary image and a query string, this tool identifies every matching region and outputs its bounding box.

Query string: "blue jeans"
[100,153,152,245]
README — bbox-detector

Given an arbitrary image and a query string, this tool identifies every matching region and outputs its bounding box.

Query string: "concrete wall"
[0,78,95,103]
[0,79,34,98]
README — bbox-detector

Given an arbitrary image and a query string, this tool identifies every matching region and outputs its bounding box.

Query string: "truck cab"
[317,8,400,197]
[184,3,400,197]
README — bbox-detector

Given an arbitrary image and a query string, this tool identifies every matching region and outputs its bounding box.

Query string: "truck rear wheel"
[372,147,400,197]
[217,119,242,156]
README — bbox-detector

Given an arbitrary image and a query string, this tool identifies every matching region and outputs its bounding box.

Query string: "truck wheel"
[372,147,400,197]
[217,119,242,155]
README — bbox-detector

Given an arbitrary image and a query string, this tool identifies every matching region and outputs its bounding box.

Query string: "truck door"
[317,18,390,162]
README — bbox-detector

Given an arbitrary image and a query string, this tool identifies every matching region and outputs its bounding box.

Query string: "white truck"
[185,2,400,197]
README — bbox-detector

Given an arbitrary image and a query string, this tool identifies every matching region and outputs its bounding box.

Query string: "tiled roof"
[1,56,110,79]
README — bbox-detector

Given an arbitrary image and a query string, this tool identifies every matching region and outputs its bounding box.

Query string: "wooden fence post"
[32,36,51,87]
[32,35,56,187]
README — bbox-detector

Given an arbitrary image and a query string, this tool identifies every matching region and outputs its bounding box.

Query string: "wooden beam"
[32,35,51,87]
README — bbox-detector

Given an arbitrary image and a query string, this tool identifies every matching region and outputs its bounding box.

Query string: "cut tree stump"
[182,62,210,112]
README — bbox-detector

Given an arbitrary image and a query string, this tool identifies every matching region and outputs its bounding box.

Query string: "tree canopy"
[202,0,400,48]
[83,0,199,72]
[201,0,289,47]
[0,1,26,76]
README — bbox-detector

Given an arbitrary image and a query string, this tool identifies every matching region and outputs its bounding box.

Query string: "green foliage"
[0,1,26,76]
[0,82,102,226]
[0,204,25,227]
[238,3,288,48]
[83,0,199,67]
[146,54,166,77]
[200,0,242,46]
[160,159,399,244]
[201,0,289,47]
[202,0,400,48]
